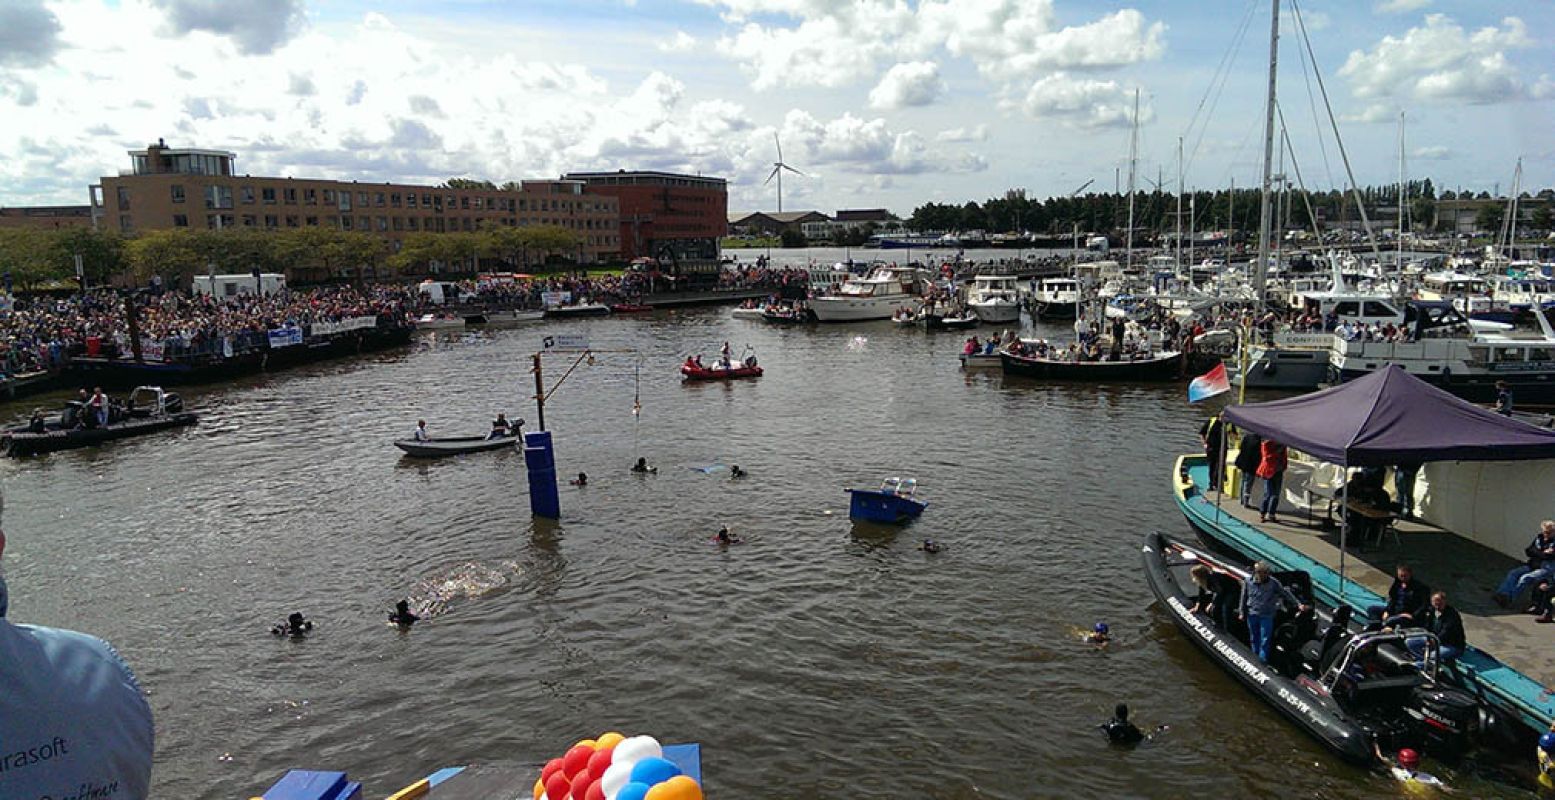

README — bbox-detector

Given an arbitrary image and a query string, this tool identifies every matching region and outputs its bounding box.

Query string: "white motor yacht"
[965,275,1021,323]
[810,266,928,322]
[1030,276,1082,320]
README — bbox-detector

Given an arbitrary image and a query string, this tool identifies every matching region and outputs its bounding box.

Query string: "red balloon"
[562,745,593,778]
[541,758,566,785]
[585,781,607,800]
[572,773,599,800]
[587,746,614,778]
[545,772,571,800]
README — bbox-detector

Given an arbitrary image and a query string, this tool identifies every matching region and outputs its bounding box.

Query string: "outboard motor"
[1408,684,1480,759]
[60,401,84,428]
[163,393,184,414]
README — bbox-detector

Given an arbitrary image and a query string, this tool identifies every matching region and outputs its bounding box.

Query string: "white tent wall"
[1415,460,1553,560]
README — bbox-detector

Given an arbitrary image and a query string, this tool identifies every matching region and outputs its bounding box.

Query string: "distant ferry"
[869,232,962,250]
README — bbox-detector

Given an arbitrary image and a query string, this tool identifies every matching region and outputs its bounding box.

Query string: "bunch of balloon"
[534,733,703,800]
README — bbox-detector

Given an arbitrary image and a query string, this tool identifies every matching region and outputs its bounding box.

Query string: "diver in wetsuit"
[271,612,313,637]
[1087,622,1111,645]
[631,457,657,474]
[730,465,747,479]
[1102,703,1144,744]
[920,538,943,553]
[389,600,419,627]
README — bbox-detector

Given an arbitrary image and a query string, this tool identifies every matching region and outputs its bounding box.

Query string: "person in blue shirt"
[0,528,155,799]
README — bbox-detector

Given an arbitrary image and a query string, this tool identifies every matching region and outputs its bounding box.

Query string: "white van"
[418,281,471,305]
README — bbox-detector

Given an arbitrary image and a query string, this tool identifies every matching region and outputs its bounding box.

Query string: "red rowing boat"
[681,363,763,381]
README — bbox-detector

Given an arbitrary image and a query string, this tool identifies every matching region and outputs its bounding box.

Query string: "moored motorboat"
[1000,348,1183,381]
[959,353,1002,369]
[480,309,546,323]
[731,301,766,320]
[3,386,197,456]
[965,275,1022,323]
[413,313,466,330]
[1143,531,1501,765]
[394,434,519,458]
[923,311,978,330]
[545,303,611,318]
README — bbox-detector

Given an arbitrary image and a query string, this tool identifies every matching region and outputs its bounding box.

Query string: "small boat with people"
[681,349,763,381]
[760,303,811,324]
[394,416,524,458]
[923,310,979,330]
[545,302,611,318]
[3,386,197,456]
[731,299,767,320]
[413,313,466,330]
[1000,341,1183,381]
[1143,531,1506,767]
[846,477,927,524]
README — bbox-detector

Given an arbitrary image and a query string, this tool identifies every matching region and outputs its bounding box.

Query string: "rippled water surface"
[0,309,1524,799]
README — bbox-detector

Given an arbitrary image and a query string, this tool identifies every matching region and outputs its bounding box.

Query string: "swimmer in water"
[730,465,747,479]
[1378,746,1445,787]
[271,612,313,637]
[631,457,657,474]
[920,538,943,553]
[1086,622,1110,645]
[715,525,740,545]
[570,472,588,486]
[389,599,419,628]
[1101,703,1144,745]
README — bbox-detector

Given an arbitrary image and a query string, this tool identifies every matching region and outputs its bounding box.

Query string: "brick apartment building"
[561,170,727,263]
[0,205,94,230]
[90,140,622,262]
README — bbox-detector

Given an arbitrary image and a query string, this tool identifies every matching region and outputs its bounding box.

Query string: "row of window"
[165,184,614,215]
[140,212,619,246]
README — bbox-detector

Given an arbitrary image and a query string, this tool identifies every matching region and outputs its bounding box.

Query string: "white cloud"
[1011,72,1144,128]
[868,61,944,110]
[1376,0,1430,14]
[148,0,306,56]
[778,109,985,176]
[286,72,315,97]
[0,0,63,69]
[658,30,697,52]
[1339,15,1539,105]
[1413,145,1450,160]
[1340,103,1396,124]
[936,124,989,143]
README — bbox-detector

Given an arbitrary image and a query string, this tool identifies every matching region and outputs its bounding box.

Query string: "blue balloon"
[618,782,653,800]
[629,757,681,786]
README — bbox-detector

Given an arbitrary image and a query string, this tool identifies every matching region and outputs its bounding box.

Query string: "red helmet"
[1398,748,1420,768]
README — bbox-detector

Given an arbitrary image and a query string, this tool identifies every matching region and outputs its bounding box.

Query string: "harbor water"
[0,309,1526,798]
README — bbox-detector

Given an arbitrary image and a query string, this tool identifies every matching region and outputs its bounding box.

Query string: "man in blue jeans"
[1238,561,1309,662]
[1407,591,1466,666]
[1493,520,1555,609]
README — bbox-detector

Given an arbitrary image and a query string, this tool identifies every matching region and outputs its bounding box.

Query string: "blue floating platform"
[847,477,928,524]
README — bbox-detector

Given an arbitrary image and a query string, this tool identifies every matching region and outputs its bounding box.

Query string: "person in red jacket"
[1257,439,1288,523]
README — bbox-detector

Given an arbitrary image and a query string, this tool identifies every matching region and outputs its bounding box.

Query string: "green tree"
[124,229,206,286]
[0,228,66,290]
[273,226,359,282]
[779,228,807,248]
[525,225,582,263]
[444,178,497,190]
[1409,196,1436,232]
[48,227,125,287]
[1475,204,1505,234]
[1530,204,1553,232]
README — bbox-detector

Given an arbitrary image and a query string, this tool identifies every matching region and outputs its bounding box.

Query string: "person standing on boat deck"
[1496,380,1514,416]
[1233,429,1264,509]
[1256,439,1288,524]
[1393,461,1421,519]
[1199,415,1225,491]
[1365,564,1431,629]
[413,419,429,442]
[1189,564,1239,632]
[1239,561,1308,662]
[719,341,732,368]
[487,413,511,440]
[1493,520,1555,608]
[88,386,108,428]
[1407,591,1465,665]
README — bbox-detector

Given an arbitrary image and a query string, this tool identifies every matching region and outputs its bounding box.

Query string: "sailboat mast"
[1125,88,1139,275]
[1253,0,1281,307]
[1176,136,1184,276]
[1397,111,1406,273]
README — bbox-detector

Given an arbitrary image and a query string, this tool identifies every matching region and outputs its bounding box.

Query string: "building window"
[322,189,335,204]
[462,217,473,231]
[342,216,353,230]
[241,214,257,227]
[375,192,385,207]
[339,192,352,211]
[171,185,185,204]
[391,193,401,208]
[357,191,368,206]
[262,187,277,204]
[433,195,443,210]
[407,217,419,231]
[392,217,403,231]
[116,186,131,210]
[264,215,279,228]
[204,185,233,209]
[171,214,188,227]
[284,188,297,204]
[285,215,299,227]
[358,216,368,230]
[376,216,388,231]
[421,193,432,207]
[241,186,256,204]
[305,216,318,226]
[519,199,527,211]
[406,194,417,209]
[305,189,318,205]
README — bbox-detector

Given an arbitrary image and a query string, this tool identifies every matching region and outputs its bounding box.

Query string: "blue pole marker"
[524,430,560,519]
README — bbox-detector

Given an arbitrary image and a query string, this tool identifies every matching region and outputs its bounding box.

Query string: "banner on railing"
[268,327,304,348]
[541,291,573,308]
[138,338,166,362]
[309,316,378,336]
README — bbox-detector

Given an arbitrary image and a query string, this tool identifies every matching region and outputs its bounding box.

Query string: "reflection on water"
[0,311,1527,799]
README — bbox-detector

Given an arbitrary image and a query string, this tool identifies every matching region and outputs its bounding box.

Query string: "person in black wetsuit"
[1102,703,1144,744]
[631,457,656,474]
[389,600,419,627]
[271,612,313,637]
[730,465,747,479]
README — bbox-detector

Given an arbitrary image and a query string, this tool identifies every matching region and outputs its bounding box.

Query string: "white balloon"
[601,762,634,800]
[610,735,662,769]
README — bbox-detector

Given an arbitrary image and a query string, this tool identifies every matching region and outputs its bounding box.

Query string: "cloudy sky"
[1,0,1551,215]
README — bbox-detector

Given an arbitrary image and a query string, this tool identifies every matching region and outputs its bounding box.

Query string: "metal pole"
[1253,0,1281,307]
[532,352,546,432]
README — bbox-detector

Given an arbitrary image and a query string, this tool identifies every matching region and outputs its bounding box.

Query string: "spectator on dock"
[1199,415,1225,491]
[1365,565,1432,629]
[1407,591,1464,665]
[1493,520,1555,609]
[1256,439,1288,524]
[0,529,155,799]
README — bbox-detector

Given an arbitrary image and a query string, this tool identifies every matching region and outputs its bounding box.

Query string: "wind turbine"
[765,133,804,213]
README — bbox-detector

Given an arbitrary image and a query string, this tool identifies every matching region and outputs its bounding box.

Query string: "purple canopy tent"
[1220,366,1555,597]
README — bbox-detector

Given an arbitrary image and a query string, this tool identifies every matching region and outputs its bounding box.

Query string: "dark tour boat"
[1000,348,1183,381]
[394,434,519,458]
[1143,531,1505,766]
[4,386,197,456]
